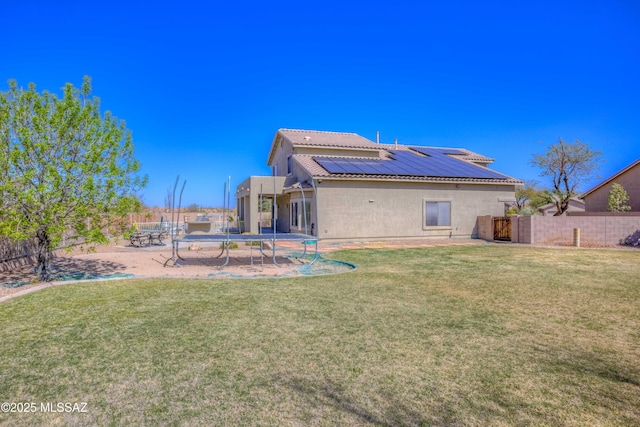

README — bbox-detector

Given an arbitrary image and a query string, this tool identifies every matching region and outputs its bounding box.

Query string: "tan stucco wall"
[314,180,515,239]
[236,176,285,234]
[270,140,298,187]
[584,164,640,212]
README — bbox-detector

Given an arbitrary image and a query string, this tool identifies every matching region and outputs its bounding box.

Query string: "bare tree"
[164,187,173,212]
[530,138,602,216]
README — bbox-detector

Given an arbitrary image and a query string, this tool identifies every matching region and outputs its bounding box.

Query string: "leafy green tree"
[0,77,146,281]
[607,182,631,212]
[515,180,549,213]
[530,138,602,216]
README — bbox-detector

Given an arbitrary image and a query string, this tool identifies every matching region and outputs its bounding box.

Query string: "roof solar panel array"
[314,147,509,179]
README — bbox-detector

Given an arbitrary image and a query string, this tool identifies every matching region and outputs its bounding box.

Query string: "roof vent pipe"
[376,130,380,144]
[394,138,398,150]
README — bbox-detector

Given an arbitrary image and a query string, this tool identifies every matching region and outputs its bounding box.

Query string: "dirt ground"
[0,237,482,301]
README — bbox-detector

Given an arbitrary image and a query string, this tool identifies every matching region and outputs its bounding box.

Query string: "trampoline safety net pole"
[164,176,186,267]
[223,180,227,232]
[301,182,307,236]
[222,180,229,266]
[259,184,263,234]
[227,176,231,242]
[226,176,231,266]
[272,165,278,265]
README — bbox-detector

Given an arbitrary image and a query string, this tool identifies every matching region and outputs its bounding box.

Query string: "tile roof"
[271,128,521,184]
[278,129,380,149]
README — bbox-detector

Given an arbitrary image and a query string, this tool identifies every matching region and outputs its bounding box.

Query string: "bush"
[123,225,137,239]
[621,230,640,247]
[219,241,238,249]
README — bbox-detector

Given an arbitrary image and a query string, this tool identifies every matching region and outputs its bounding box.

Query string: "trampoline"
[162,174,319,271]
[165,232,319,269]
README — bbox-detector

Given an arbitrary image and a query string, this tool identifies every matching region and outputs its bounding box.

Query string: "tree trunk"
[35,228,54,282]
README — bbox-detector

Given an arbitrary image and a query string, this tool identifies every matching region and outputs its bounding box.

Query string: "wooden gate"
[493,216,511,241]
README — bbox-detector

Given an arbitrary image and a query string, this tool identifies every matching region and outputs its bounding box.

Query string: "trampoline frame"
[170,233,319,269]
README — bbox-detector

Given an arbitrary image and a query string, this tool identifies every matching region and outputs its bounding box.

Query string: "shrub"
[219,241,238,249]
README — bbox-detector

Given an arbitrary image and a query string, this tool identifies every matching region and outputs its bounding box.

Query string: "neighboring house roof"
[538,198,585,215]
[581,158,640,198]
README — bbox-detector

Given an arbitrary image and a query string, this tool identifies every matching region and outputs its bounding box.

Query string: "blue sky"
[2,0,639,207]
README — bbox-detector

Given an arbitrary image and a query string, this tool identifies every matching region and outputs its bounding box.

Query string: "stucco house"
[538,198,585,216]
[236,129,522,240]
[581,158,640,212]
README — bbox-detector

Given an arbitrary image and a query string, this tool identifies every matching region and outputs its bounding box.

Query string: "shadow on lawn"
[541,341,640,388]
[1,257,128,287]
[281,375,457,426]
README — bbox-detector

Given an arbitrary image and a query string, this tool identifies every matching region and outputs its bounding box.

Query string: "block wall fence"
[478,213,640,246]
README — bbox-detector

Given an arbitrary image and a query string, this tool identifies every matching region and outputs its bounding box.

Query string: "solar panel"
[411,147,466,157]
[314,148,509,180]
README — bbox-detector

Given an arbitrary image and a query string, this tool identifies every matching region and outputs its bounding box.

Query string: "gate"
[493,216,511,241]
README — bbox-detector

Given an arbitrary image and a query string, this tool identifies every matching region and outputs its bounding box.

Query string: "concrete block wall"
[510,214,640,246]
[477,215,493,240]
[516,216,533,244]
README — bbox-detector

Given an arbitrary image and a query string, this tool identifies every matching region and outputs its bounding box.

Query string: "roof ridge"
[279,128,360,136]
[581,157,640,198]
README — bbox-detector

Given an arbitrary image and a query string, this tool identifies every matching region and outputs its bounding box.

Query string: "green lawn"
[1,245,639,426]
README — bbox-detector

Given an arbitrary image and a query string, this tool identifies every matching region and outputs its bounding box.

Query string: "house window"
[287,156,292,174]
[291,202,299,227]
[425,201,451,227]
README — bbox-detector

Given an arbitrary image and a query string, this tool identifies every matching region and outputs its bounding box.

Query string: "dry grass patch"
[0,244,638,425]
